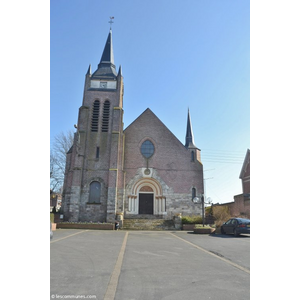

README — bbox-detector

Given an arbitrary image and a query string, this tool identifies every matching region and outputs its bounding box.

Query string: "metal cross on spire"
[109,16,114,29]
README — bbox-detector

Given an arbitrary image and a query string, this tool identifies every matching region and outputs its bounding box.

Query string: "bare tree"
[50,130,74,192]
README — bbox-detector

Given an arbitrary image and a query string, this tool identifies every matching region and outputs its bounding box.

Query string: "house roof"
[239,149,250,179]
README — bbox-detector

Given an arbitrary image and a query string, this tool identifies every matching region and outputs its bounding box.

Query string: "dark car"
[221,218,250,236]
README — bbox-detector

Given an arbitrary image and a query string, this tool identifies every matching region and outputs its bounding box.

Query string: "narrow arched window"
[192,187,196,200]
[101,100,110,132]
[191,151,195,162]
[91,100,100,132]
[89,181,101,203]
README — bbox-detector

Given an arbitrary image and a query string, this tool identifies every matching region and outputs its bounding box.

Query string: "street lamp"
[193,194,205,226]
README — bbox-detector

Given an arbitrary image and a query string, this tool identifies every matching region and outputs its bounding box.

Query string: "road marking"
[104,231,129,300]
[169,232,250,274]
[50,230,89,244]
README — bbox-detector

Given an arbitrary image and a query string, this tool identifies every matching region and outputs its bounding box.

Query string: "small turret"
[185,109,197,149]
[185,109,201,162]
[86,64,91,76]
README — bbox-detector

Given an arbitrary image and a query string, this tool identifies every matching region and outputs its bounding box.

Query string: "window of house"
[88,181,101,203]
[91,100,100,132]
[101,100,110,132]
[141,140,155,158]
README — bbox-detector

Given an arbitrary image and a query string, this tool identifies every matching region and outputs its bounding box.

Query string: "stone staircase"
[122,218,175,230]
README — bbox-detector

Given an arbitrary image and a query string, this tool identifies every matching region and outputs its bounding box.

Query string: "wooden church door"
[138,193,153,214]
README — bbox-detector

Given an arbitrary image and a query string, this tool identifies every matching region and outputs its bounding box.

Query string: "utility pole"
[204,177,213,203]
[193,171,214,226]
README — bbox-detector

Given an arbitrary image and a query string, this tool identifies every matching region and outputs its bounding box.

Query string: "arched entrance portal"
[127,178,166,216]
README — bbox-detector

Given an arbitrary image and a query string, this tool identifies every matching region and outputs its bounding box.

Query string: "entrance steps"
[122,218,175,230]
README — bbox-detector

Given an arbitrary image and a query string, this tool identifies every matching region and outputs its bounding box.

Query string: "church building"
[62,30,204,225]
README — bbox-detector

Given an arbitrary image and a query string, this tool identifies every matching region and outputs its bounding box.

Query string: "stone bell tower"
[62,29,125,223]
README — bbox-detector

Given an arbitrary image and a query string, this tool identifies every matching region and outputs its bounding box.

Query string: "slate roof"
[92,29,118,79]
[185,109,197,149]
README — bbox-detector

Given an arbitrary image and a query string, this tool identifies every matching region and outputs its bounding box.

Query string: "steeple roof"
[185,109,197,149]
[92,29,118,79]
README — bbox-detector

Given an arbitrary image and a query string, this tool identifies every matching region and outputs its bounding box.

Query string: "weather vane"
[109,16,114,29]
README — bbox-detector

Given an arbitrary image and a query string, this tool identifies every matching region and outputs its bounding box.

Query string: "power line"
[202,153,244,158]
[202,157,244,164]
[201,149,245,164]
[201,148,246,154]
[202,160,243,164]
[202,157,243,161]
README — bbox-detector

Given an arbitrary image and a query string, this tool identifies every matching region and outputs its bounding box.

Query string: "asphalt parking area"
[51,230,250,300]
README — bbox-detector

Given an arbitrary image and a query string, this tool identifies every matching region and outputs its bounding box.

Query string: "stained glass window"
[141,140,155,158]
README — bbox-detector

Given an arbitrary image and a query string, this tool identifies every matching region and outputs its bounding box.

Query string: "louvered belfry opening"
[102,100,110,132]
[91,100,100,132]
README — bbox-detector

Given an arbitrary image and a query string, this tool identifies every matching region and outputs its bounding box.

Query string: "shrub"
[205,205,213,216]
[182,215,203,224]
[212,206,231,227]
[50,213,54,223]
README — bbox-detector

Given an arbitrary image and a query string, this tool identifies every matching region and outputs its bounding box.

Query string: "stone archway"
[127,178,166,216]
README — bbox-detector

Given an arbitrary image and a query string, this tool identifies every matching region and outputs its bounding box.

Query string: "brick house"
[212,149,250,219]
[239,148,250,198]
[62,30,204,223]
[233,148,250,218]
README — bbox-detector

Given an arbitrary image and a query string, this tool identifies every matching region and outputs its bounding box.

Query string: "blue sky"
[50,0,250,204]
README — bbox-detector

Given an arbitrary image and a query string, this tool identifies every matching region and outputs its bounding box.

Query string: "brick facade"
[123,109,204,219]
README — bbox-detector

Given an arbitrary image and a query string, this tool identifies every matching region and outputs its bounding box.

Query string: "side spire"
[117,65,122,77]
[185,108,197,148]
[86,64,91,76]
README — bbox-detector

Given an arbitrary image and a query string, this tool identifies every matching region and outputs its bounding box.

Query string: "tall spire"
[99,29,115,66]
[185,109,196,148]
[91,29,117,79]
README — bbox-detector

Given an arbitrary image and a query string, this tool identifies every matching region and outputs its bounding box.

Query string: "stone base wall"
[78,203,107,222]
[165,193,203,218]
[57,223,114,230]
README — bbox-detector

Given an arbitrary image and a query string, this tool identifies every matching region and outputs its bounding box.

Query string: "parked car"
[221,218,250,236]
[50,221,53,239]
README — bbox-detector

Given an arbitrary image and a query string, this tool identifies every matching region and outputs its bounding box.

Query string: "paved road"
[51,230,250,300]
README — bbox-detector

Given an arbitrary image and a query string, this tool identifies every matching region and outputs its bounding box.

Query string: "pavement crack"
[209,250,224,258]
